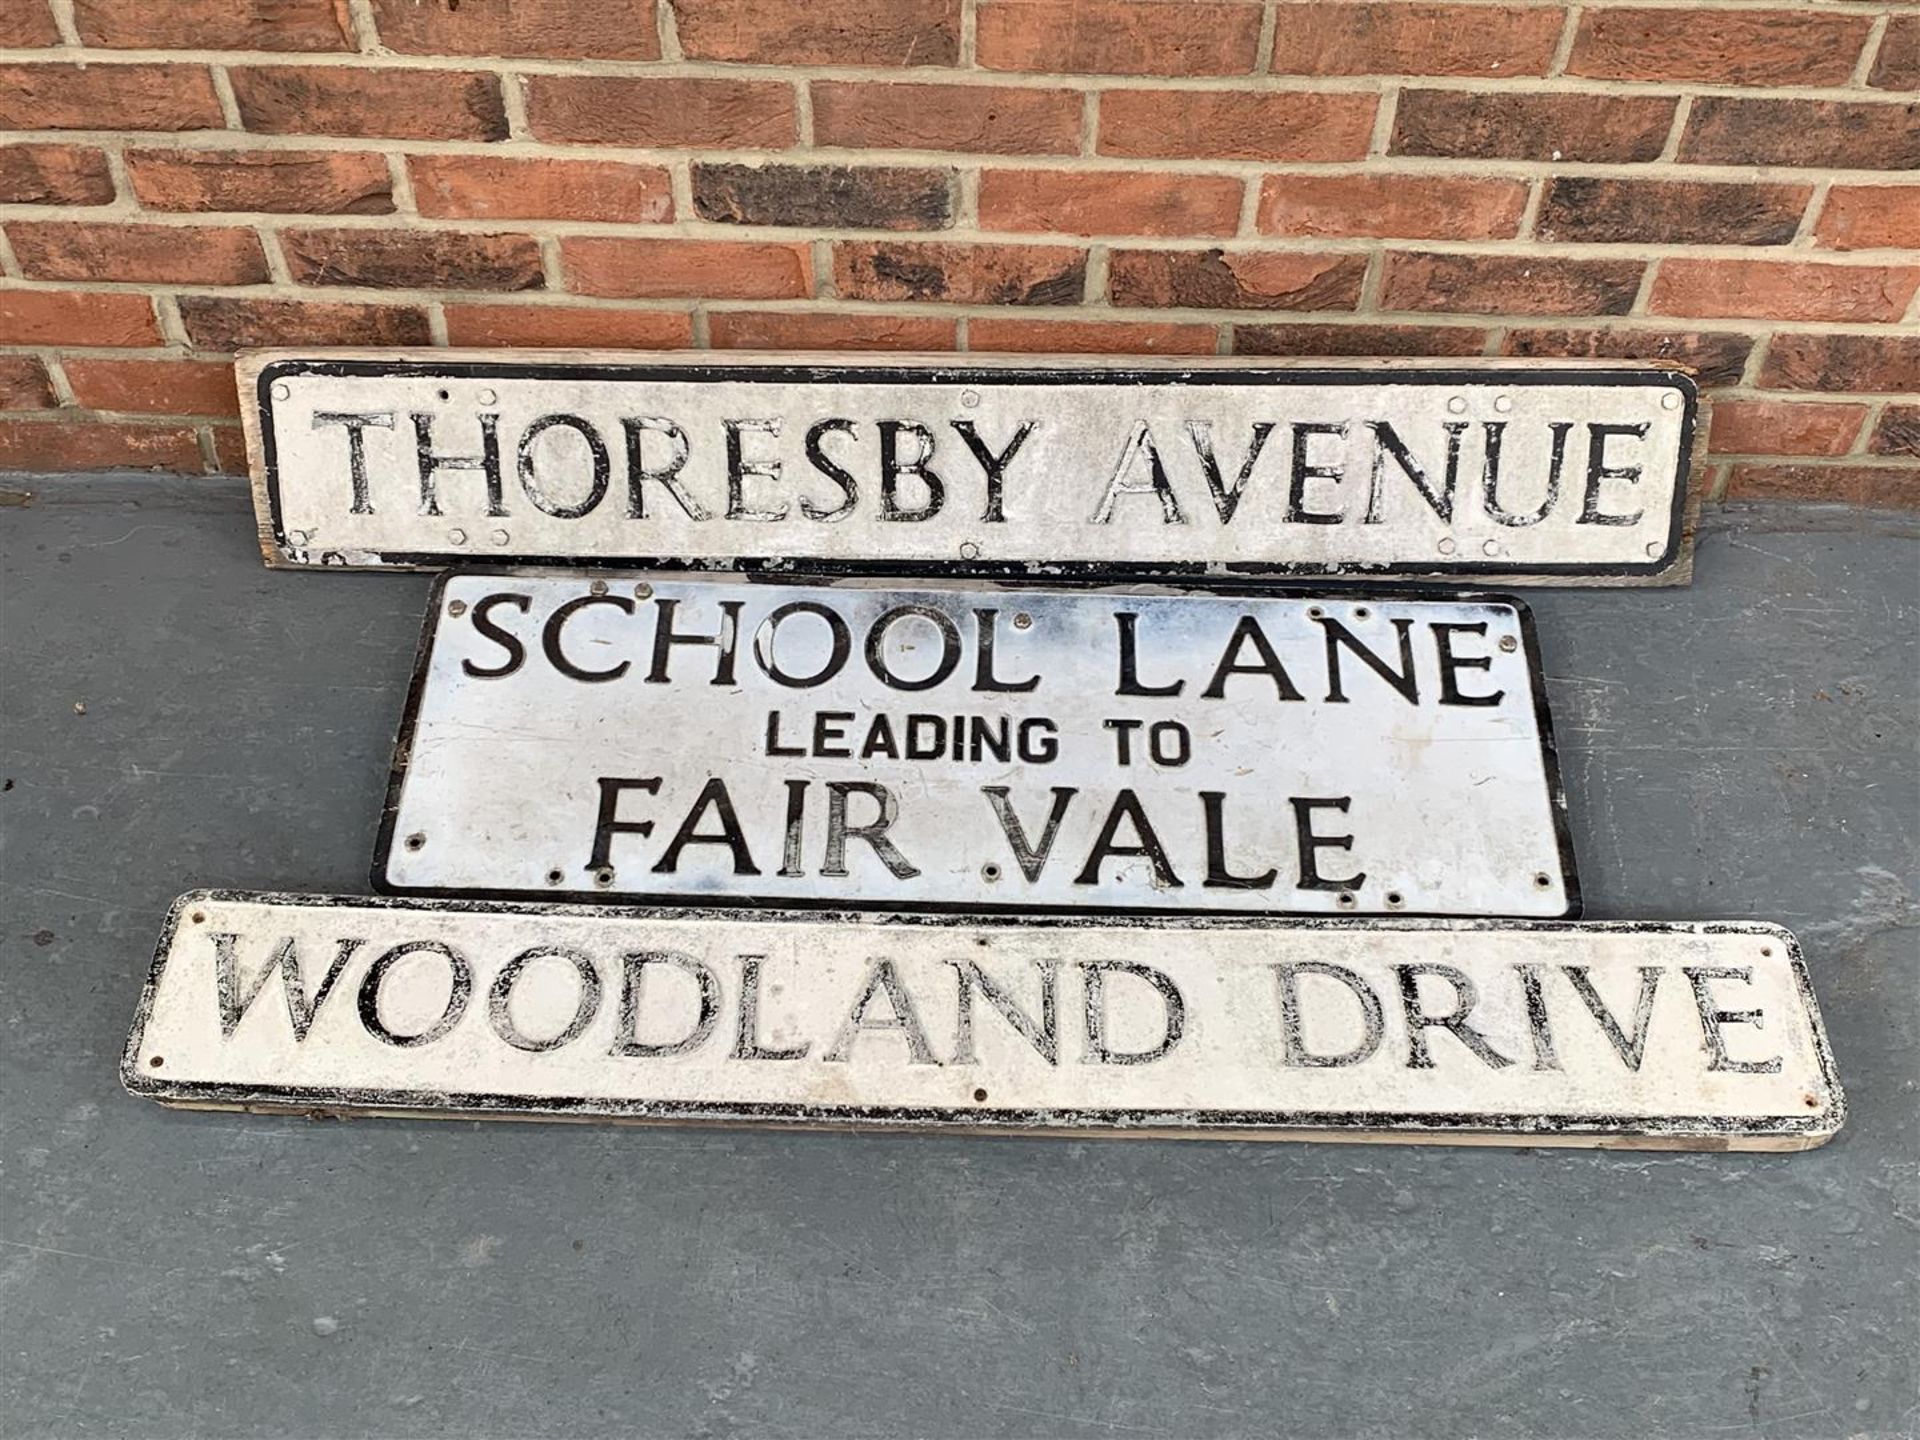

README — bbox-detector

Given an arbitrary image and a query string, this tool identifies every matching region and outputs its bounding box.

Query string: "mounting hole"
[1760,946,1773,957]
[1336,891,1357,909]
[447,599,467,618]
[546,868,564,886]
[190,911,205,924]
[437,388,451,402]
[980,862,1001,882]
[1307,605,1324,619]
[404,831,426,851]
[1803,1094,1819,1108]
[1534,872,1553,888]
[1385,891,1404,907]
[972,1088,988,1103]
[594,867,615,888]
[1012,612,1032,630]
[149,1055,164,1068]
[959,541,982,560]
[1354,606,1370,619]
[1499,635,1519,653]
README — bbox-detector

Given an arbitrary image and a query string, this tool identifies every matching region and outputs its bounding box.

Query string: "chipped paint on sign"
[124,894,1843,1151]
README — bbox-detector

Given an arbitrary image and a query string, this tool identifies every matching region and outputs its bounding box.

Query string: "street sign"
[241,351,1697,583]
[374,574,1576,918]
[124,894,1843,1151]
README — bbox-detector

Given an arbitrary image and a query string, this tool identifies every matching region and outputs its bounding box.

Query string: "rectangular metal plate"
[375,574,1577,918]
[242,351,1697,583]
[124,894,1843,1151]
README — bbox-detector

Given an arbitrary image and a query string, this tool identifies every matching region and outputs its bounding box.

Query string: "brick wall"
[0,0,1914,506]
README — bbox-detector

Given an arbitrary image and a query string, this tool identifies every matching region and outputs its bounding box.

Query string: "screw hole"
[190,911,205,923]
[437,389,451,402]
[1354,606,1370,619]
[594,867,615,888]
[1386,891,1403,907]
[546,868,564,886]
[1760,946,1773,956]
[1307,605,1324,618]
[1337,891,1357,908]
[404,832,426,851]
[1534,873,1553,888]
[972,1088,988,1102]
[980,862,1001,882]
[447,599,467,618]
[1803,1094,1819,1108]
[149,1055,164,1068]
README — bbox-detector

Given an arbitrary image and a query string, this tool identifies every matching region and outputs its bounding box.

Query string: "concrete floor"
[2,476,1915,1439]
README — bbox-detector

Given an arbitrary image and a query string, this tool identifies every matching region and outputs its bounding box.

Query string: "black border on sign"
[367,572,1584,922]
[120,892,1845,1144]
[256,358,1698,579]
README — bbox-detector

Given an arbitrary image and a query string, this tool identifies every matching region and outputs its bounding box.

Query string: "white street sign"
[375,574,1577,918]
[124,894,1843,1151]
[242,351,1697,583]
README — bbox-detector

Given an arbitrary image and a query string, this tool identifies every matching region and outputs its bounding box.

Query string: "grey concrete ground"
[2,476,1915,1440]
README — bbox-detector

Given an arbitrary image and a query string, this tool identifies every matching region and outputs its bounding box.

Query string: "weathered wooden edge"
[234,348,1701,587]
[120,890,1846,1152]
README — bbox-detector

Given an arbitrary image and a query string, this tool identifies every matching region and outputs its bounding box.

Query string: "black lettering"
[1274,962,1384,1068]
[1287,421,1347,524]
[1362,420,1463,524]
[877,420,944,521]
[543,593,634,682]
[981,785,1076,882]
[1579,421,1648,526]
[725,417,787,521]
[1074,790,1182,889]
[731,955,809,1060]
[973,610,1039,693]
[1092,421,1184,524]
[312,410,393,515]
[949,959,1058,1066]
[801,418,859,522]
[1115,612,1184,697]
[647,597,742,685]
[951,419,1034,524]
[487,946,601,1053]
[1682,966,1783,1074]
[1483,420,1569,527]
[1292,796,1364,892]
[865,605,962,692]
[411,411,504,518]
[1563,965,1663,1071]
[823,959,939,1064]
[1320,616,1419,705]
[1394,963,1513,1070]
[653,777,760,875]
[823,782,919,879]
[752,600,851,689]
[1186,419,1274,524]
[622,416,711,521]
[1201,791,1276,890]
[517,413,610,519]
[463,591,531,679]
[213,931,362,1040]
[1518,963,1559,1070]
[357,941,471,1048]
[1431,621,1504,707]
[611,951,720,1058]
[1202,616,1305,701]
[1081,962,1185,1065]
[588,776,661,870]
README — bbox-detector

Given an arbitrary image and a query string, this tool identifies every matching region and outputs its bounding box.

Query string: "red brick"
[1390,91,1676,163]
[126,148,393,215]
[230,66,507,142]
[0,290,160,347]
[1568,9,1871,86]
[967,317,1217,354]
[562,238,811,300]
[1234,323,1488,358]
[1679,98,1920,170]
[0,1,58,46]
[1651,259,1920,325]
[282,228,542,291]
[1536,178,1811,246]
[1110,249,1364,311]
[0,356,57,411]
[708,311,957,351]
[176,296,432,349]
[1869,405,1920,459]
[835,241,1085,305]
[1257,174,1526,240]
[1815,187,1920,251]
[1759,334,1920,394]
[1872,17,1920,90]
[368,0,660,60]
[0,419,203,473]
[1270,3,1564,76]
[1502,328,1755,389]
[73,0,353,51]
[812,82,1081,156]
[1099,90,1376,162]
[980,169,1242,237]
[443,304,695,350]
[0,64,224,131]
[694,164,952,231]
[675,0,959,66]
[979,0,1263,76]
[63,359,240,418]
[1724,464,1917,509]
[8,221,269,285]
[208,423,248,474]
[525,77,795,149]
[1708,400,1867,458]
[1383,254,1642,317]
[410,156,672,224]
[0,145,115,206]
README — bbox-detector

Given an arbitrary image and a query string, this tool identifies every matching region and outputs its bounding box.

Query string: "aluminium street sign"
[124,894,1843,1151]
[240,351,1698,583]
[373,573,1577,918]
